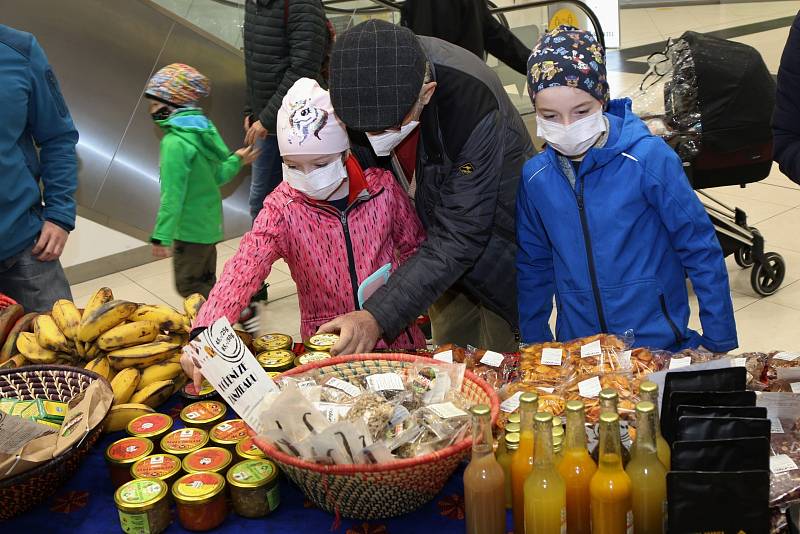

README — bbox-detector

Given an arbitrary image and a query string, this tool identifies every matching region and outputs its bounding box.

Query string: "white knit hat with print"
[277,78,350,156]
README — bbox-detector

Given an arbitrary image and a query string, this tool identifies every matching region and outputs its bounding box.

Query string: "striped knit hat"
[145,63,210,107]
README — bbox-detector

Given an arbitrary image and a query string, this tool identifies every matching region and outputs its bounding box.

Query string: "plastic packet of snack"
[407,361,465,407]
[320,376,362,404]
[468,346,516,385]
[766,351,800,381]
[312,401,352,424]
[727,352,768,390]
[431,344,470,366]
[562,372,639,423]
[626,347,669,378]
[519,342,575,389]
[310,419,373,465]
[259,385,329,441]
[346,392,396,440]
[357,442,395,464]
[565,334,630,375]
[362,371,407,402]
[259,428,313,460]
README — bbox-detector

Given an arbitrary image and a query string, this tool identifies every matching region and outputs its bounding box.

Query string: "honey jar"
[235,436,266,462]
[252,333,293,353]
[303,333,339,352]
[105,436,154,489]
[256,350,295,373]
[127,413,173,446]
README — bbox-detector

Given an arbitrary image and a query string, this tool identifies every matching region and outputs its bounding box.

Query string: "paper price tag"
[771,454,799,474]
[428,402,468,419]
[620,350,632,366]
[433,350,453,363]
[578,376,602,398]
[500,392,524,413]
[325,377,360,397]
[366,373,405,392]
[150,455,164,466]
[313,402,351,423]
[771,417,785,434]
[731,357,747,367]
[297,379,317,390]
[537,387,555,394]
[480,350,505,368]
[541,348,563,366]
[777,368,800,381]
[774,352,800,362]
[790,383,800,394]
[581,340,602,358]
[180,429,194,438]
[669,357,692,370]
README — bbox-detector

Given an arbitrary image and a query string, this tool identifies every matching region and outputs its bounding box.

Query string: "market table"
[7,395,507,534]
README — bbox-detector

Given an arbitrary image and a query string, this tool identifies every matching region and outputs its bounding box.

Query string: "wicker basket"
[0,365,112,520]
[258,353,499,520]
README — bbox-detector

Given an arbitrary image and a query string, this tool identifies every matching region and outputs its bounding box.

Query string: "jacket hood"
[157,109,230,163]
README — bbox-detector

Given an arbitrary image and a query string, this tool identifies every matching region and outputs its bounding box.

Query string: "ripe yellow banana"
[129,379,174,408]
[172,373,189,395]
[52,299,81,341]
[86,343,102,359]
[97,321,159,351]
[155,332,188,345]
[129,304,186,333]
[85,355,115,381]
[34,314,71,353]
[75,340,87,359]
[110,367,141,405]
[103,403,154,433]
[16,332,58,364]
[138,361,183,390]
[107,341,181,370]
[83,287,114,320]
[0,354,26,369]
[77,300,138,342]
[183,293,206,324]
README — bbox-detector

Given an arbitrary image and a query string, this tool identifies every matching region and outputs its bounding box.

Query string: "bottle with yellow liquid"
[590,389,631,466]
[626,401,667,534]
[498,431,519,509]
[558,400,597,534]
[590,411,633,534]
[511,392,538,534]
[524,412,566,534]
[464,404,506,534]
[633,381,670,469]
[553,434,564,464]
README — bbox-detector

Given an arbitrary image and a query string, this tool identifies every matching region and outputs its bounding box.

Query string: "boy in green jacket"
[145,63,258,298]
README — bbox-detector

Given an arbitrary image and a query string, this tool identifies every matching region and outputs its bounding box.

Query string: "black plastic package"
[664,389,756,444]
[676,416,770,442]
[677,405,767,420]
[671,437,769,471]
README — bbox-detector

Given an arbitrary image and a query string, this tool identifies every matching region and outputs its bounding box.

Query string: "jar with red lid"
[182,447,233,475]
[127,413,173,446]
[130,453,182,486]
[172,472,228,531]
[180,400,227,430]
[209,419,248,451]
[160,427,209,457]
[105,436,154,488]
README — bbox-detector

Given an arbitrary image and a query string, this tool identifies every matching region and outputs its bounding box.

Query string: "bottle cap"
[505,432,520,447]
[565,400,584,412]
[639,381,657,394]
[507,412,521,424]
[636,401,655,414]
[599,388,618,401]
[520,392,538,405]
[534,412,552,424]
[505,422,521,434]
[470,404,490,416]
[552,425,564,438]
[600,412,619,424]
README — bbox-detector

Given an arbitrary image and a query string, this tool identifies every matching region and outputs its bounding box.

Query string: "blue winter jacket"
[0,25,78,261]
[516,99,738,353]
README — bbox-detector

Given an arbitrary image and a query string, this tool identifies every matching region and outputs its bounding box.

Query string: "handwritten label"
[578,376,602,398]
[480,351,505,368]
[669,357,692,369]
[325,377,360,397]
[541,348,563,366]
[313,402,351,423]
[771,418,785,434]
[500,392,524,413]
[366,373,405,392]
[774,352,800,362]
[771,454,799,474]
[433,350,453,363]
[428,402,468,419]
[581,340,602,358]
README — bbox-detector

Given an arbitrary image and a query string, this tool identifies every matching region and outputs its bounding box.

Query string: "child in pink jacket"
[191,78,427,362]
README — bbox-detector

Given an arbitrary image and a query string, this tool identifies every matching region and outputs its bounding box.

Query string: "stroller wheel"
[734,246,754,268]
[751,252,786,297]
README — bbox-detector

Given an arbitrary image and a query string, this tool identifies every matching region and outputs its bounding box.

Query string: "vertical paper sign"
[194,317,278,433]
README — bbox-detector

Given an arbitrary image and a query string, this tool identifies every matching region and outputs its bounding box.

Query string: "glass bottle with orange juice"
[511,392,538,534]
[464,404,506,534]
[590,389,631,466]
[558,400,597,534]
[633,381,670,469]
[524,412,566,534]
[497,431,520,509]
[590,411,633,534]
[626,401,667,534]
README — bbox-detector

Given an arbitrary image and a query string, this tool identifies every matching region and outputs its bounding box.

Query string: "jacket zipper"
[659,294,682,345]
[339,209,361,310]
[575,173,609,333]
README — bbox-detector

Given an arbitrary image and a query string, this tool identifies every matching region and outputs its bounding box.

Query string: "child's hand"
[152,244,172,258]
[235,145,261,166]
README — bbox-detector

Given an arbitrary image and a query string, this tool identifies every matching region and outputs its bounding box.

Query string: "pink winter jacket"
[195,164,428,350]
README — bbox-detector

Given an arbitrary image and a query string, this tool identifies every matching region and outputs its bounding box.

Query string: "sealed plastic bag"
[676,416,770,442]
[665,390,756,444]
[671,437,769,471]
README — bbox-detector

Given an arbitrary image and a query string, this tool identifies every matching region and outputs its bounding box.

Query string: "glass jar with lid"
[227,459,280,518]
[172,472,228,531]
[115,478,170,534]
[160,427,209,457]
[106,436,154,488]
[180,400,227,430]
[183,446,233,475]
[130,453,182,486]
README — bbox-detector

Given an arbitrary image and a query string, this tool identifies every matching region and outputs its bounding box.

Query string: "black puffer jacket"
[243,0,327,131]
[774,11,800,184]
[358,37,535,341]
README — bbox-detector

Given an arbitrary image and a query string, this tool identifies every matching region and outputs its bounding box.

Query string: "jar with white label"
[115,478,170,534]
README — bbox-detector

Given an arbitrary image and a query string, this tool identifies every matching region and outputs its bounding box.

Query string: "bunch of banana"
[106,358,184,407]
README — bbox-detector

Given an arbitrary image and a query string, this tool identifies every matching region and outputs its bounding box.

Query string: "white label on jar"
[428,402,468,419]
[500,392,524,413]
[771,418,785,434]
[774,352,800,361]
[366,373,405,392]
[581,340,602,358]
[125,445,138,454]
[480,350,505,367]
[217,423,231,432]
[771,454,799,474]
[118,510,150,534]
[578,376,602,398]
[186,411,200,420]
[433,350,453,363]
[669,357,692,369]
[150,455,164,466]
[326,377,360,397]
[180,429,194,438]
[541,348,563,366]
[140,422,154,430]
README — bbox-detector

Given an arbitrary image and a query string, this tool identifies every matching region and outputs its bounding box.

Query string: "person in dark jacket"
[0,25,78,312]
[318,20,535,355]
[401,0,531,75]
[242,0,327,220]
[773,10,800,184]
[517,26,737,352]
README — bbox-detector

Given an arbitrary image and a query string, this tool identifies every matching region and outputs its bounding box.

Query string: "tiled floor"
[69,1,800,355]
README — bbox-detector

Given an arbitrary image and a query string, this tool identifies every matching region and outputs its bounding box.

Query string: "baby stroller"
[634,31,785,297]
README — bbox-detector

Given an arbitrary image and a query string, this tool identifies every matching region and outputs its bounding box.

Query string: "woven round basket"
[0,365,112,520]
[257,353,499,520]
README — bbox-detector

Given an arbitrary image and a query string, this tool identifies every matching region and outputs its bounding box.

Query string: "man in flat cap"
[318,19,534,355]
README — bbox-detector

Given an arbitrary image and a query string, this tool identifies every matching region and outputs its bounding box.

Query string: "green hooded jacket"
[151,109,242,246]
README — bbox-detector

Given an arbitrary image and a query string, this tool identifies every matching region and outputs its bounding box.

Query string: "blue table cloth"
[7,396,514,533]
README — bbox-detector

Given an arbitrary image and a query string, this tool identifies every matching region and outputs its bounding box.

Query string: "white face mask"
[283,158,347,200]
[366,121,420,157]
[536,111,606,157]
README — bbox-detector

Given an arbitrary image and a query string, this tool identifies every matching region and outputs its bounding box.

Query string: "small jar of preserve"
[209,419,248,451]
[227,459,280,518]
[106,436,154,488]
[130,453,182,486]
[182,447,233,476]
[179,379,220,402]
[253,333,293,353]
[235,437,266,462]
[127,413,173,446]
[160,427,209,458]
[180,400,227,430]
[303,333,339,352]
[256,350,295,373]
[172,472,228,531]
[115,478,170,534]
[294,351,331,368]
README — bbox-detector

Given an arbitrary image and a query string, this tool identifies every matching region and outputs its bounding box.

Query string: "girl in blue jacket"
[517,26,738,352]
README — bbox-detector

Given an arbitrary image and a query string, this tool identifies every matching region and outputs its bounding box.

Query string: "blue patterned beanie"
[527,26,609,108]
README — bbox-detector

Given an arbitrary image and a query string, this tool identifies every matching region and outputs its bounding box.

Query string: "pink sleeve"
[194,201,285,329]
[386,171,426,264]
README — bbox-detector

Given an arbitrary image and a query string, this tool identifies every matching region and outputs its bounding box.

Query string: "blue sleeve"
[773,13,800,184]
[516,170,555,344]
[641,142,738,352]
[26,36,79,231]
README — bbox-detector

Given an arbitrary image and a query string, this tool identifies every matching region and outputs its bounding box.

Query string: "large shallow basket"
[0,365,112,520]
[258,353,499,520]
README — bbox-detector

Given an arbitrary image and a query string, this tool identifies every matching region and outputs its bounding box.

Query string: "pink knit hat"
[277,78,350,156]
